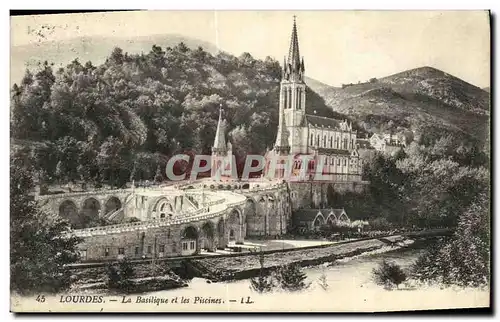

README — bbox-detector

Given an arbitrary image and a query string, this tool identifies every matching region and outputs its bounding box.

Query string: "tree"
[275,263,310,292]
[249,251,275,293]
[412,193,490,287]
[372,260,407,289]
[10,160,82,295]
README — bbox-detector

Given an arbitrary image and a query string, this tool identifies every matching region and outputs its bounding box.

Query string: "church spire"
[212,104,226,153]
[288,15,300,69]
[284,16,305,82]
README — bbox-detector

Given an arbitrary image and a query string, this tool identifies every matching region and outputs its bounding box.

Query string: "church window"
[336,138,340,149]
[297,88,301,109]
[330,157,334,165]
[343,159,347,165]
[288,88,292,109]
[323,135,327,147]
[283,88,288,109]
[316,135,320,146]
[329,136,333,148]
[343,138,348,149]
[336,159,340,165]
[310,133,313,145]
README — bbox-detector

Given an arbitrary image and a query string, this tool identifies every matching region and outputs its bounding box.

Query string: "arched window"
[283,88,288,109]
[297,88,301,109]
[343,138,348,149]
[335,137,340,149]
[310,133,313,145]
[316,135,320,146]
[329,136,333,148]
[288,88,292,109]
[323,135,327,147]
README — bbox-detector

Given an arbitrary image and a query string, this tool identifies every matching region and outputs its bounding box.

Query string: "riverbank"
[190,235,417,281]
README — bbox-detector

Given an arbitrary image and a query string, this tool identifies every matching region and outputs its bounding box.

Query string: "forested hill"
[10,43,337,186]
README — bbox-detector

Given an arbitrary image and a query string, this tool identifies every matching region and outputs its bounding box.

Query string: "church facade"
[265,18,363,182]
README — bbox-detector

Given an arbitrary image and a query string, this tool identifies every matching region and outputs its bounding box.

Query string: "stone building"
[293,208,350,231]
[264,17,363,182]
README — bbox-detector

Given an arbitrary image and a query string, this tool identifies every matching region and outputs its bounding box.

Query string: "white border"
[2,1,497,321]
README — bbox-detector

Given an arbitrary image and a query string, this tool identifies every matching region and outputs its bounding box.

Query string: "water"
[12,245,489,312]
[140,246,489,312]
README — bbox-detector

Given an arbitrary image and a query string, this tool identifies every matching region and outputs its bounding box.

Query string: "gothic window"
[343,159,347,165]
[343,138,348,149]
[297,88,301,109]
[329,136,333,148]
[283,88,288,109]
[310,133,313,145]
[316,135,320,146]
[323,135,327,147]
[288,88,292,109]
[352,139,356,148]
[337,158,340,165]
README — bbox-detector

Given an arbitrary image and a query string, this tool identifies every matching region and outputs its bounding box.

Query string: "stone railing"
[71,191,246,238]
[36,188,133,201]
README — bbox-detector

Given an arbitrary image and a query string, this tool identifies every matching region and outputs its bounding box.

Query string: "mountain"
[306,67,490,143]
[10,34,218,86]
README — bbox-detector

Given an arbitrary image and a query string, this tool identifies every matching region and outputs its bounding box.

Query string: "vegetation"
[10,44,338,188]
[275,263,310,292]
[10,155,82,295]
[107,258,136,292]
[249,251,275,293]
[412,193,490,287]
[372,260,408,289]
[317,270,329,291]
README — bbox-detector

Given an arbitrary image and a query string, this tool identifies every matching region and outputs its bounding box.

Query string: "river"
[140,245,489,312]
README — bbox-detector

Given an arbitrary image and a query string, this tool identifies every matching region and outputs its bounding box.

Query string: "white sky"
[10,10,490,88]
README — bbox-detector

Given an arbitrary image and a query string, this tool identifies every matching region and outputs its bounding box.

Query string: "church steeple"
[283,16,305,82]
[212,104,226,154]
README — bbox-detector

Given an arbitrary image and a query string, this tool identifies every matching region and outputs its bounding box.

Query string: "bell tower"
[279,16,307,154]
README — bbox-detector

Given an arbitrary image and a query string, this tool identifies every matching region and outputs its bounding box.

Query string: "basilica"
[264,18,363,182]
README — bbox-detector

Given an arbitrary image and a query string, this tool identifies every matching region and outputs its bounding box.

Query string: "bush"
[107,258,135,292]
[250,251,275,293]
[372,259,407,289]
[275,263,310,292]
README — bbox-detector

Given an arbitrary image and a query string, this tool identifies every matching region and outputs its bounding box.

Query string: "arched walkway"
[180,226,199,256]
[244,199,259,237]
[59,200,79,228]
[104,197,122,216]
[226,208,242,243]
[80,198,101,228]
[200,222,216,252]
[217,219,225,249]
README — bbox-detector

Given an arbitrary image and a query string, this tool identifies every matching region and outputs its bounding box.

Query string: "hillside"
[10,34,218,87]
[306,67,490,144]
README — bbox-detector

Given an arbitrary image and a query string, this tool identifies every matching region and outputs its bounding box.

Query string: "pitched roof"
[314,148,352,156]
[293,209,323,223]
[356,138,374,149]
[305,114,341,129]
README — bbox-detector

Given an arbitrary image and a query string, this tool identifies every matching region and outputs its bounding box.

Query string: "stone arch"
[218,184,224,190]
[326,213,337,225]
[58,200,79,228]
[244,198,260,237]
[104,196,122,216]
[80,197,101,228]
[186,185,194,189]
[200,222,216,252]
[180,225,199,255]
[313,213,325,229]
[227,208,242,243]
[153,198,174,219]
[338,212,349,222]
[226,184,232,190]
[217,219,225,249]
[242,183,250,189]
[210,185,215,189]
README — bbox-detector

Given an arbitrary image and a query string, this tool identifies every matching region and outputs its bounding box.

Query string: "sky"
[10,10,490,88]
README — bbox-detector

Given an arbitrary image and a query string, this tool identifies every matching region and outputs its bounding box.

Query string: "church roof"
[288,16,301,71]
[305,114,342,129]
[313,147,351,155]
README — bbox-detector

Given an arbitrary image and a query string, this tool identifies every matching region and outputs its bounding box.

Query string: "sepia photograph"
[9,9,491,313]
